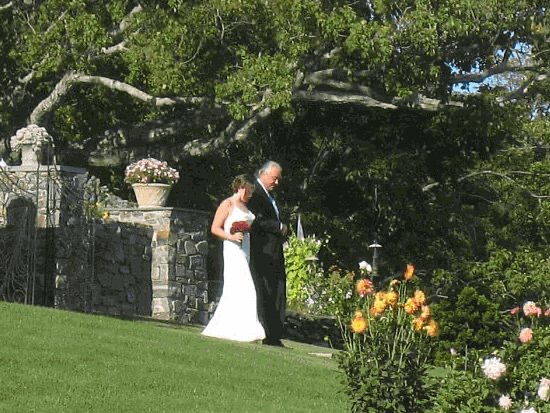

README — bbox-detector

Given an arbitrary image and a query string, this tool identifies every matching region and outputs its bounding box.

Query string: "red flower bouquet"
[230,221,251,234]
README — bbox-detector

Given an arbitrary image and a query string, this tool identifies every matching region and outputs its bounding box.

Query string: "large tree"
[0,0,548,158]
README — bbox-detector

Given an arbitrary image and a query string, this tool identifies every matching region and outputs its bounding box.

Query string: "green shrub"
[283,234,323,312]
[283,234,357,317]
[426,362,496,413]
[428,300,550,412]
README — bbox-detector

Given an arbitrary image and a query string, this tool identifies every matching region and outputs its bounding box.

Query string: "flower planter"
[132,183,172,208]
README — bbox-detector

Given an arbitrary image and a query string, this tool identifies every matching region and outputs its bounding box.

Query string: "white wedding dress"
[202,205,266,342]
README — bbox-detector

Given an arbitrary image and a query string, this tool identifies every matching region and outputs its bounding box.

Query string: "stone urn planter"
[10,124,53,167]
[125,158,180,208]
[132,183,172,208]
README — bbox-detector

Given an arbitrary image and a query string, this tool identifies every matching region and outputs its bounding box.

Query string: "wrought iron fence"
[0,168,40,304]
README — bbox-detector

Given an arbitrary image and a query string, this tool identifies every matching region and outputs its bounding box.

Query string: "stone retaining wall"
[106,207,210,324]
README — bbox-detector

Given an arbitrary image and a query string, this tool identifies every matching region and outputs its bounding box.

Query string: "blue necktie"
[267,192,279,219]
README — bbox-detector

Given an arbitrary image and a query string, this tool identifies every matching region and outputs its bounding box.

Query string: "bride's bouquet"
[230,221,251,234]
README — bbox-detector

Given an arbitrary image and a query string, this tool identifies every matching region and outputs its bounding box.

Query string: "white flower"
[498,395,513,410]
[538,377,550,401]
[450,348,458,356]
[481,357,506,380]
[358,261,372,272]
[520,408,537,413]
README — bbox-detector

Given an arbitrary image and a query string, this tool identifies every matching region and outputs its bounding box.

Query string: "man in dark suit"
[248,161,288,347]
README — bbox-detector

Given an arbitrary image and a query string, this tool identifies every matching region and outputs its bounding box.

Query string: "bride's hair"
[232,174,255,193]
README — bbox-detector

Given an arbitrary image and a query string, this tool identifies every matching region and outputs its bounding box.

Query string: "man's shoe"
[262,339,285,347]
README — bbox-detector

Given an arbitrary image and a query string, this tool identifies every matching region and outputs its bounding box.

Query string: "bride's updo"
[232,174,255,193]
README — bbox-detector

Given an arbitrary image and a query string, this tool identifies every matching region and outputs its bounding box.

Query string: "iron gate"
[0,171,42,304]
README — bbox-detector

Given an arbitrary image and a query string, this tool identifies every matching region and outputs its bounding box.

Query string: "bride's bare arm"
[211,198,244,242]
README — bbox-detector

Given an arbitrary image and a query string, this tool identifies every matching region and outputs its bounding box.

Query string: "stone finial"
[10,124,53,166]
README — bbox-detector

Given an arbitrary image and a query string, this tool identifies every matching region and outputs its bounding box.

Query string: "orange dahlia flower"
[413,290,427,306]
[356,279,374,297]
[351,314,368,334]
[420,305,431,321]
[404,298,419,314]
[413,317,425,331]
[424,319,439,337]
[386,291,398,307]
[370,301,386,317]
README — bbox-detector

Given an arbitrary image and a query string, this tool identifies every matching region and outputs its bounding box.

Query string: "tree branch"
[183,99,272,156]
[294,90,399,109]
[100,41,128,54]
[422,170,550,199]
[497,73,548,103]
[0,1,13,11]
[451,62,542,84]
[299,69,463,110]
[109,4,142,37]
[29,72,210,125]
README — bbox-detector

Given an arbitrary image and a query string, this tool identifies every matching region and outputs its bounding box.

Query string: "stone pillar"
[0,164,88,306]
[0,164,87,227]
[106,207,210,324]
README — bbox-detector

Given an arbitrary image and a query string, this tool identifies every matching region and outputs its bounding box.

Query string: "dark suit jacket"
[248,181,286,281]
[248,180,286,339]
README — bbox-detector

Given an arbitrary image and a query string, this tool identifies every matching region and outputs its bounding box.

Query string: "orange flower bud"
[404,264,415,281]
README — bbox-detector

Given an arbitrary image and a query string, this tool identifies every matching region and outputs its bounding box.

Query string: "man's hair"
[257,160,282,177]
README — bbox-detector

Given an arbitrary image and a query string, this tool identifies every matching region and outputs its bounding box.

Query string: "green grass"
[0,302,347,412]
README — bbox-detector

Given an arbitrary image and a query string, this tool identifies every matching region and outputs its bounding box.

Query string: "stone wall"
[1,163,212,325]
[55,220,153,317]
[106,207,210,324]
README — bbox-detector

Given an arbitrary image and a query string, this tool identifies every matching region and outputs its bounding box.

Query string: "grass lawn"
[0,302,347,412]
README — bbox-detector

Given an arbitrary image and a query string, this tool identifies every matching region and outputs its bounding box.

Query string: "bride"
[202,175,266,342]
